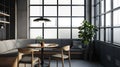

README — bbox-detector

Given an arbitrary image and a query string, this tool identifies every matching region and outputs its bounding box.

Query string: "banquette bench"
[0,39,85,67]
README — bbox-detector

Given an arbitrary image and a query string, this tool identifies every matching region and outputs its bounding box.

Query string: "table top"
[27,43,59,48]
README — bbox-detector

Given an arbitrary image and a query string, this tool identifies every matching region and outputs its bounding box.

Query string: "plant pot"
[41,41,44,47]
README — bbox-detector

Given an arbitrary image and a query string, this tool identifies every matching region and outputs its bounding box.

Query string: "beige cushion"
[52,54,68,59]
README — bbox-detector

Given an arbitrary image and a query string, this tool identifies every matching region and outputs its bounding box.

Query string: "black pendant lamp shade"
[34,17,51,22]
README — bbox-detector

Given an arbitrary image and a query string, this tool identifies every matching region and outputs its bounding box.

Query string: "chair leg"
[61,58,64,67]
[18,63,19,67]
[56,59,58,67]
[31,63,34,67]
[68,50,71,67]
[24,64,26,67]
[38,59,40,67]
[49,57,51,67]
[17,58,20,67]
[61,49,64,67]
[68,57,71,67]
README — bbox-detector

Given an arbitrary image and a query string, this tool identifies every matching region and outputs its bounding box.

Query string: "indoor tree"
[78,20,97,46]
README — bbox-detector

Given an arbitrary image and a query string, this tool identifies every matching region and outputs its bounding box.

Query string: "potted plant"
[36,36,42,43]
[78,20,97,60]
[78,20,97,47]
[36,36,45,46]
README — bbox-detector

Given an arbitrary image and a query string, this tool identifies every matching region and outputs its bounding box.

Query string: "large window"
[94,0,120,45]
[29,0,85,39]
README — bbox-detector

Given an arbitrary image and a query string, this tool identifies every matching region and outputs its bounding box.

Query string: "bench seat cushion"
[0,41,8,53]
[3,40,16,50]
[0,49,18,57]
[72,41,83,49]
[16,39,36,48]
[71,48,85,52]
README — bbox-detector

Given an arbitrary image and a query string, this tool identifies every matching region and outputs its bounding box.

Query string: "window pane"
[44,6,57,16]
[58,29,70,39]
[72,6,84,16]
[96,30,99,40]
[30,18,42,27]
[100,29,104,41]
[72,18,84,27]
[59,0,70,4]
[101,15,104,27]
[58,18,71,27]
[96,5,99,15]
[44,18,57,27]
[106,13,111,27]
[101,1,104,13]
[30,0,42,5]
[114,28,120,44]
[113,0,120,8]
[113,9,120,26]
[106,28,111,42]
[92,4,94,18]
[92,18,94,25]
[72,0,84,4]
[59,6,71,16]
[72,29,79,39]
[44,0,57,4]
[96,0,100,4]
[30,6,42,16]
[29,0,85,39]
[30,29,42,39]
[106,0,111,12]
[96,17,99,27]
[44,29,57,39]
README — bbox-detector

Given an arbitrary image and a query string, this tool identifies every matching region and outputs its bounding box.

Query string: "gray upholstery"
[70,48,85,52]
[0,39,36,57]
[72,41,83,49]
[44,39,61,45]
[0,49,18,57]
[3,40,17,50]
[61,39,72,47]
[0,41,8,53]
[0,39,83,58]
[16,39,36,48]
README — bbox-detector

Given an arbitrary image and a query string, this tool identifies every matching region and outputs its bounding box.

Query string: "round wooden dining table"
[27,43,58,67]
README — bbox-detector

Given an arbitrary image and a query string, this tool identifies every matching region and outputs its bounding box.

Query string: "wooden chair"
[17,48,40,67]
[49,45,71,67]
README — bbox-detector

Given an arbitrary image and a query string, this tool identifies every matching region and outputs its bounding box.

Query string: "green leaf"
[78,20,98,45]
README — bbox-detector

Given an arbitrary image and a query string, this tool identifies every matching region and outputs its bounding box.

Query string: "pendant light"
[33,0,50,22]
[34,17,50,22]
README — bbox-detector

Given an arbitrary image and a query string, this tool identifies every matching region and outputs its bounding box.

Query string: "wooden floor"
[19,59,103,67]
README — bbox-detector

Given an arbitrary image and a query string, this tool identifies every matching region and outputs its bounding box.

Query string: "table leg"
[35,48,44,67]
[41,48,44,67]
[39,48,49,67]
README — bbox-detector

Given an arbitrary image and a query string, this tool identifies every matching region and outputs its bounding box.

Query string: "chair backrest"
[18,48,34,62]
[62,45,70,51]
[18,48,33,54]
[61,45,71,59]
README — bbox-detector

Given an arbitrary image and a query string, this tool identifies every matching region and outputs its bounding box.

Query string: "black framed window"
[93,0,120,45]
[29,0,85,39]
